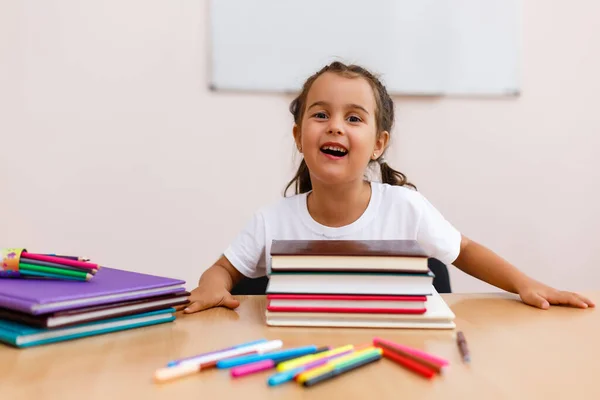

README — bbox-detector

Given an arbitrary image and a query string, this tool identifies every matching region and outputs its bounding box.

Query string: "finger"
[220,294,240,310]
[523,292,549,309]
[184,299,211,314]
[548,292,588,308]
[576,293,595,308]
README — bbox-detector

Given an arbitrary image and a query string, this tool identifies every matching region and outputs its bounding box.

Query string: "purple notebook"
[0,267,186,315]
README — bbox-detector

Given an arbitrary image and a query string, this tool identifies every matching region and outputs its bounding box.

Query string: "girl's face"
[294,72,388,187]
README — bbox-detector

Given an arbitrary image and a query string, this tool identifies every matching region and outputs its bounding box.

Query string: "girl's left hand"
[517,279,595,309]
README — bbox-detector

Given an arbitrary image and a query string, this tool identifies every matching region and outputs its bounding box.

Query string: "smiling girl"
[185,62,594,313]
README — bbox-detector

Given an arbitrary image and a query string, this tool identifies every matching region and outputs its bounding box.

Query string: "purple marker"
[167,339,268,367]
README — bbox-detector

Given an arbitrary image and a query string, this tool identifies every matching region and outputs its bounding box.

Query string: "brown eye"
[347,115,362,123]
[313,112,328,119]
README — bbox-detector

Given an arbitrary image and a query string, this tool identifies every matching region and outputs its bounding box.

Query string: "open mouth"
[320,144,348,158]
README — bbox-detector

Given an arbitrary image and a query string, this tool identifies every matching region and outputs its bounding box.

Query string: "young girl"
[185,62,594,313]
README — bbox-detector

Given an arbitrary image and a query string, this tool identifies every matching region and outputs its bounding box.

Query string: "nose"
[327,116,344,135]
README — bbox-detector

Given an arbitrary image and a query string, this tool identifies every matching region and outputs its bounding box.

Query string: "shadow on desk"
[231,258,452,295]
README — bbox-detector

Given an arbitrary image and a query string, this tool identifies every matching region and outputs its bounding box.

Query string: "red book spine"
[266,306,427,314]
[266,294,427,301]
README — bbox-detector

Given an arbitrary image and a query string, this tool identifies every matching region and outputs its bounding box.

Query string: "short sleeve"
[415,193,462,266]
[223,212,268,278]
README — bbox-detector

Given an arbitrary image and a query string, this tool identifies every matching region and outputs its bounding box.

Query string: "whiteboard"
[209,0,520,96]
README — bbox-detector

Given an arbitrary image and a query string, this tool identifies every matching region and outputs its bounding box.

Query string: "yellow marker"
[276,344,354,372]
[296,347,381,383]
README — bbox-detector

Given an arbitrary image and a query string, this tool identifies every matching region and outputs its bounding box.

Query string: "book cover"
[270,240,428,257]
[265,290,455,329]
[266,271,434,296]
[266,294,427,311]
[267,305,427,314]
[0,308,176,348]
[0,292,189,328]
[0,267,186,314]
[270,240,430,273]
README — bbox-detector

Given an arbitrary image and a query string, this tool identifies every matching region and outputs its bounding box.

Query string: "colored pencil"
[381,348,436,379]
[19,263,92,280]
[20,258,97,274]
[19,269,91,282]
[43,254,90,262]
[20,252,98,270]
[373,340,446,374]
[303,351,382,387]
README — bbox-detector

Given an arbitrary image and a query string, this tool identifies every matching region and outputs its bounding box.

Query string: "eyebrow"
[307,101,370,115]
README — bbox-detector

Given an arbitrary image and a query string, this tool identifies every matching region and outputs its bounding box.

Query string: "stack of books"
[0,267,189,348]
[265,240,455,329]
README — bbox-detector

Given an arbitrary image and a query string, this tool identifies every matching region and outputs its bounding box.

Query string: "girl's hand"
[183,284,240,314]
[517,279,595,309]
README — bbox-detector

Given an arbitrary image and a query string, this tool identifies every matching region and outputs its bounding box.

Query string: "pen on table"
[276,344,354,372]
[380,348,436,379]
[373,340,446,374]
[297,347,382,385]
[216,345,319,369]
[174,339,280,367]
[296,347,377,384]
[267,349,354,386]
[230,346,330,378]
[153,340,283,382]
[457,331,470,363]
[166,339,268,366]
[302,350,383,387]
[373,337,449,366]
[154,349,257,382]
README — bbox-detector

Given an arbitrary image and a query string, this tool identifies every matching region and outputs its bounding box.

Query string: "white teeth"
[321,145,347,153]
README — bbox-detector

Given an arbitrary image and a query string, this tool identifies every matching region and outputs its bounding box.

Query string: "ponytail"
[284,158,312,195]
[379,160,416,189]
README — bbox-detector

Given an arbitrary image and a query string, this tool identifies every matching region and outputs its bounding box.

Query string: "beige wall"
[1,1,599,293]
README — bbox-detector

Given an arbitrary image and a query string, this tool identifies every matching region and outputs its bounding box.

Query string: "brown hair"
[284,61,415,196]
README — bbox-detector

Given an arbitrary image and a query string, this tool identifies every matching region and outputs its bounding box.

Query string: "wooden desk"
[1,292,598,400]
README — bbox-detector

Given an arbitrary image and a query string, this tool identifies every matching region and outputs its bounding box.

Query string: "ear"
[373,130,390,160]
[293,124,302,153]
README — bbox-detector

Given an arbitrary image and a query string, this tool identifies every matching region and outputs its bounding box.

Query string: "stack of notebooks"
[0,267,189,348]
[265,240,455,329]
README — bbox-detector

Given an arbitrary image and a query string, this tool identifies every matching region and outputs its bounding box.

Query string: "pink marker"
[373,337,449,366]
[230,359,275,378]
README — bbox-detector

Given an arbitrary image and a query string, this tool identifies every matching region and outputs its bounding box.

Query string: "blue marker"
[267,367,304,386]
[216,346,318,369]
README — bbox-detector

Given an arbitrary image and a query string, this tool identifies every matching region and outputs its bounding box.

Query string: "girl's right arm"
[184,255,244,313]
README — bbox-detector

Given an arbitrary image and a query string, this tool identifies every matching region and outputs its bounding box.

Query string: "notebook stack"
[265,240,455,329]
[0,267,189,348]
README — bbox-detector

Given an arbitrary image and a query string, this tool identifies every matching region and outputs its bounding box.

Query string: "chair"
[230,258,452,295]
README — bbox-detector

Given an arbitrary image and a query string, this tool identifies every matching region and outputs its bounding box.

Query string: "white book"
[266,289,455,329]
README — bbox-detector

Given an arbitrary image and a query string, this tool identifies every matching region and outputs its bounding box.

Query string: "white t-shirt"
[224,181,462,278]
